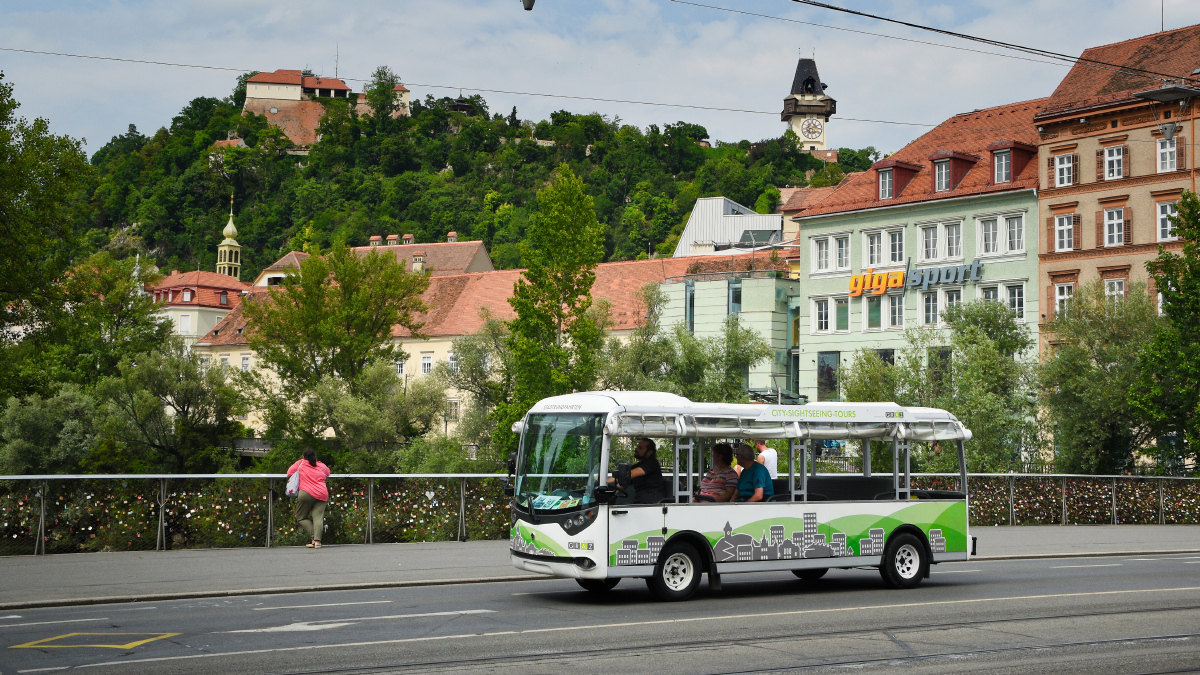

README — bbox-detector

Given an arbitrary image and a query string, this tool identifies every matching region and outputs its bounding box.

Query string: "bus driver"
[609,438,664,504]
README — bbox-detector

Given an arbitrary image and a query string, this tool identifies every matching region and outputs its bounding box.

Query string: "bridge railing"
[0,473,1197,556]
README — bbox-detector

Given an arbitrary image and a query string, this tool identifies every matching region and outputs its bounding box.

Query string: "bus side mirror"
[507,452,516,475]
[503,483,514,497]
[615,461,631,487]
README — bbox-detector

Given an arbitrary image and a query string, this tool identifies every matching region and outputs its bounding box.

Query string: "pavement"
[1,525,1199,610]
[4,550,1200,674]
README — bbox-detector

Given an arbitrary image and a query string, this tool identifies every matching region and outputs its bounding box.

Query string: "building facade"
[784,99,1046,401]
[1033,25,1199,337]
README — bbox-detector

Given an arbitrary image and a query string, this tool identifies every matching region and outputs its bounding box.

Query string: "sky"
[3,0,1200,157]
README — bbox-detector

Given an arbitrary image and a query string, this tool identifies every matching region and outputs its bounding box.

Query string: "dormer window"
[220,292,228,305]
[934,160,951,191]
[994,150,1011,183]
[879,169,893,199]
[182,289,193,302]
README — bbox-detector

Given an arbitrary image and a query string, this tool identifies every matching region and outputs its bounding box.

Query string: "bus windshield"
[515,413,605,513]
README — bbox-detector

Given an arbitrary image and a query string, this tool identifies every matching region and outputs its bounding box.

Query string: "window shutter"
[1047,285,1055,319]
[1072,214,1082,250]
[1124,216,1132,245]
[1046,217,1055,253]
[1072,154,1080,184]
[1047,155,1055,188]
[1095,211,1104,248]
[1122,145,1131,177]
[1096,149,1105,181]
[1179,137,1188,170]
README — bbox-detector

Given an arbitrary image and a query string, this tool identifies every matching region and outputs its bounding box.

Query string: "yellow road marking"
[10,632,181,650]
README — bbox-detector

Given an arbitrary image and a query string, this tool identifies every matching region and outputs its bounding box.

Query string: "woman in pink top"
[288,449,331,548]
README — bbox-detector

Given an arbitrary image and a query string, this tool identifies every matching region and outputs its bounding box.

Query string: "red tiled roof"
[795,98,1047,218]
[149,270,249,310]
[1036,24,1200,121]
[393,84,410,92]
[210,138,247,149]
[262,251,311,273]
[246,70,351,91]
[198,255,784,347]
[151,270,250,292]
[353,241,492,276]
[777,185,840,214]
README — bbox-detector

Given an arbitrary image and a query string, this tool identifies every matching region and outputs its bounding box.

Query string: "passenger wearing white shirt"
[754,439,778,480]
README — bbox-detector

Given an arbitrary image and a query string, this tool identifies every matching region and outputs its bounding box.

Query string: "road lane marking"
[0,618,108,629]
[0,615,21,620]
[10,632,180,649]
[65,585,1200,668]
[17,667,69,673]
[253,601,392,611]
[1051,564,1122,569]
[227,609,496,633]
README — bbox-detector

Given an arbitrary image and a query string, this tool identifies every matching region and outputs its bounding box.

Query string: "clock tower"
[781,55,836,152]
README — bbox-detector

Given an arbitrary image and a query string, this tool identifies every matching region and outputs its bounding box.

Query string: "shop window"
[817,352,840,402]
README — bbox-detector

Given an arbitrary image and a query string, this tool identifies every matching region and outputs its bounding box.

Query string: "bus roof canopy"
[523,392,972,442]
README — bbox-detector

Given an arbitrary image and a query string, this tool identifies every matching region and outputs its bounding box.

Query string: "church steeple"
[781,53,837,152]
[217,195,242,280]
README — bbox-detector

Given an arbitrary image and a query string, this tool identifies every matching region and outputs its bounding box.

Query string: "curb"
[5,549,1200,610]
[0,575,543,611]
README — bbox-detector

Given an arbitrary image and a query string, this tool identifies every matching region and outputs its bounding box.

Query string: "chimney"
[386,234,399,245]
[446,231,458,243]
[369,235,382,247]
[402,233,415,245]
[172,270,180,276]
[412,252,426,273]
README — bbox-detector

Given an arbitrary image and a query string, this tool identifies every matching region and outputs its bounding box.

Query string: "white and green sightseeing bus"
[508,392,974,601]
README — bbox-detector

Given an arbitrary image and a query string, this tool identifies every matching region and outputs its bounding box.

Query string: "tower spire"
[217,194,242,280]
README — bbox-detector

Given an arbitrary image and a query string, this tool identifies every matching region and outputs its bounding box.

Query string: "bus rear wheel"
[646,542,702,601]
[576,578,619,593]
[880,533,928,589]
[792,568,828,580]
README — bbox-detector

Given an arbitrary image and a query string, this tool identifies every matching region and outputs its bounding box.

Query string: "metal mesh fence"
[2,473,1199,557]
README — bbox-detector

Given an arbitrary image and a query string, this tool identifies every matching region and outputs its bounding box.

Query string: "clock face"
[801,118,823,139]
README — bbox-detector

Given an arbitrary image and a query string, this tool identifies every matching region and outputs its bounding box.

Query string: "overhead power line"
[789,0,1184,83]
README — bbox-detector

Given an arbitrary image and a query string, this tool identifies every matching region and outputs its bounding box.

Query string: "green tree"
[0,384,98,475]
[434,310,516,449]
[94,343,245,473]
[498,165,606,451]
[0,72,91,332]
[243,244,429,395]
[363,65,403,122]
[1041,279,1160,474]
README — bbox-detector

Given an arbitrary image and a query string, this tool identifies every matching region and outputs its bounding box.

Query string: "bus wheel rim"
[895,543,919,579]
[662,552,694,590]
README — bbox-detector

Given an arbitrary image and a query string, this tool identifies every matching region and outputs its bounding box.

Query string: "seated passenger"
[608,438,664,504]
[696,443,738,502]
[735,444,773,502]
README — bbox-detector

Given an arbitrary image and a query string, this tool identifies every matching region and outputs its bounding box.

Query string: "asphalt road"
[4,553,1200,675]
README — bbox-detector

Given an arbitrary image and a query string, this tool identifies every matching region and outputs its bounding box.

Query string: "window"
[178,314,191,335]
[876,349,895,366]
[1105,208,1125,246]
[1105,279,1125,297]
[835,298,849,331]
[199,356,210,368]
[945,289,962,310]
[982,286,999,302]
[219,292,228,305]
[815,239,830,272]
[220,355,229,366]
[728,279,742,315]
[994,150,1011,183]
[1005,215,1024,252]
[866,296,882,329]
[1056,283,1073,314]
[945,222,962,258]
[888,295,904,327]
[922,226,938,260]
[836,236,850,269]
[182,290,192,302]
[685,282,695,333]
[448,353,459,372]
[1055,214,1074,252]
[923,292,938,325]
[421,354,433,374]
[1159,202,1178,241]
[241,355,250,372]
[1055,154,1073,187]
[934,160,951,191]
[1007,284,1025,317]
[448,400,461,421]
[889,230,904,263]
[867,232,882,266]
[395,358,405,376]
[879,169,893,199]
[1105,146,1123,179]
[1158,138,1177,172]
[981,219,999,254]
[814,299,830,332]
[817,352,840,402]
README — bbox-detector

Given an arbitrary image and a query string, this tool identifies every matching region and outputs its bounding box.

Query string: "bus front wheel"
[647,542,702,601]
[880,533,928,589]
[576,578,620,593]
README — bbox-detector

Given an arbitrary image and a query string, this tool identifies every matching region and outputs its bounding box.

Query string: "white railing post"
[157,478,167,551]
[458,477,467,542]
[367,478,374,544]
[1111,477,1117,525]
[36,480,46,556]
[266,478,273,548]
